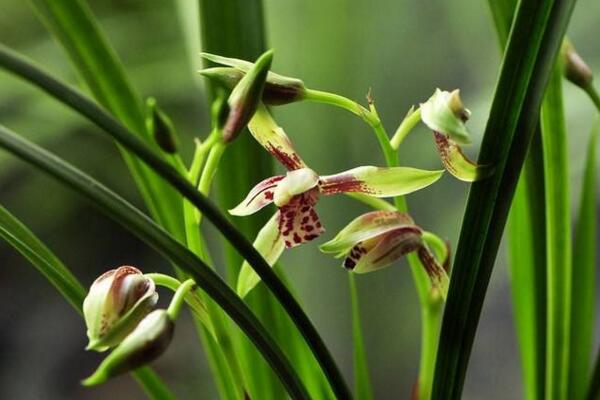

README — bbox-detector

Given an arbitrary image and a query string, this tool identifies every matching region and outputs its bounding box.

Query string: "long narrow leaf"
[489,1,548,399]
[29,0,185,241]
[541,64,572,400]
[432,1,578,398]
[0,204,174,400]
[569,121,597,400]
[0,123,310,399]
[0,44,347,399]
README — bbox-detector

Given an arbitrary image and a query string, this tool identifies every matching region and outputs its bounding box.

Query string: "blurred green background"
[1,1,598,399]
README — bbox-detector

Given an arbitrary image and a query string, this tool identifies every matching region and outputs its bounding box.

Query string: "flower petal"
[237,214,285,298]
[417,246,450,300]
[248,105,307,170]
[421,89,472,145]
[228,175,284,216]
[273,168,319,206]
[319,166,443,197]
[320,211,417,256]
[433,132,493,182]
[278,189,324,248]
[347,227,423,273]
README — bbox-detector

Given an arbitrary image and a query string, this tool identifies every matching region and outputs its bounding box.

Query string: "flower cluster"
[198,51,487,298]
[81,50,488,386]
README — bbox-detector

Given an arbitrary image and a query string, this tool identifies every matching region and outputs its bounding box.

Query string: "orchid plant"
[72,49,488,389]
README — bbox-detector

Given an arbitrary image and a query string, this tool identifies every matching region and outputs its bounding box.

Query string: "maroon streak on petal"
[347,227,422,273]
[266,141,305,171]
[433,131,491,182]
[319,173,368,195]
[417,246,446,287]
[229,175,284,216]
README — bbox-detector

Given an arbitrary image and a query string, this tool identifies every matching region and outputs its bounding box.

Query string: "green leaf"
[0,204,174,399]
[29,0,186,241]
[569,121,597,400]
[507,132,547,400]
[0,123,309,399]
[489,1,548,399]
[433,1,577,398]
[541,63,572,400]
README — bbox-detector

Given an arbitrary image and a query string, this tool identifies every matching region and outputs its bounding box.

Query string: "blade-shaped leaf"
[541,64,572,400]
[433,1,577,398]
[490,1,548,399]
[569,121,597,400]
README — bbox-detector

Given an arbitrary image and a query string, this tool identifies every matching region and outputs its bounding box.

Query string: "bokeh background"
[1,1,599,399]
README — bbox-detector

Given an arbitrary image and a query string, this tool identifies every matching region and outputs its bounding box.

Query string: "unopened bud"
[82,310,174,386]
[222,50,273,142]
[83,266,158,352]
[421,89,472,145]
[200,53,306,105]
[563,41,593,89]
[146,98,178,154]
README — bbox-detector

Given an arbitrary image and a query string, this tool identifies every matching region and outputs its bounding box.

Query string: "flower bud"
[200,52,306,105]
[421,89,472,145]
[562,41,593,89]
[222,50,273,142]
[82,310,175,386]
[146,98,179,154]
[83,266,158,352]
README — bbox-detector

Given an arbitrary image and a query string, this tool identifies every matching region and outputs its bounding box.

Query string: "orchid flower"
[320,211,450,299]
[418,89,493,182]
[231,106,443,297]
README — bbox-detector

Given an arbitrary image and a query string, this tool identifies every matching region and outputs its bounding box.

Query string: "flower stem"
[167,279,197,320]
[303,88,368,118]
[390,107,422,150]
[146,273,214,334]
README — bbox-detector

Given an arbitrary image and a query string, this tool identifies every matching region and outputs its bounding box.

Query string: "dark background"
[0,1,599,399]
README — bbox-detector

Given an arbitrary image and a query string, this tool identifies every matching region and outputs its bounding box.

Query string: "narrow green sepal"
[200,66,307,106]
[223,50,273,142]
